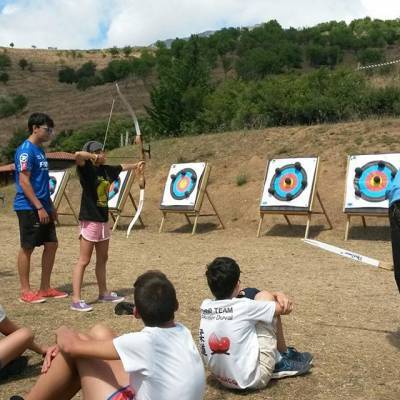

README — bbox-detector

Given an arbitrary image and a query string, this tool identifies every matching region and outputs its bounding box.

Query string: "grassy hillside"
[0,47,151,144]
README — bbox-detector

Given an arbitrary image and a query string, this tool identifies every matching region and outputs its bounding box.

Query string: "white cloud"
[361,0,400,20]
[0,0,398,49]
[0,0,109,49]
[105,0,367,47]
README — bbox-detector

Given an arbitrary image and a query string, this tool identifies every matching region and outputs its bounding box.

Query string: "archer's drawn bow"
[115,83,150,237]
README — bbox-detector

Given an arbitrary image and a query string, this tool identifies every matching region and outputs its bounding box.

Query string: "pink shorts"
[79,220,110,242]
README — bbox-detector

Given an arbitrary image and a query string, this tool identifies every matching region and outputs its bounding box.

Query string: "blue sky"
[0,0,399,49]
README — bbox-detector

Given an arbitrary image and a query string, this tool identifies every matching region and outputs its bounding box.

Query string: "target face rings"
[354,160,397,202]
[108,177,121,200]
[170,168,197,200]
[269,163,307,201]
[49,176,57,195]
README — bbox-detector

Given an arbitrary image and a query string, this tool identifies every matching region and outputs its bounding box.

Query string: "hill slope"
[0,48,151,144]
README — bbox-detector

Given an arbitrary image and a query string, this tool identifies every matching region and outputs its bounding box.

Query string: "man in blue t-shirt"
[14,113,67,304]
[386,171,400,292]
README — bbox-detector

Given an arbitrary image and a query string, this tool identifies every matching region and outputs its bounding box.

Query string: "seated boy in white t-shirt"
[16,271,205,400]
[199,257,312,391]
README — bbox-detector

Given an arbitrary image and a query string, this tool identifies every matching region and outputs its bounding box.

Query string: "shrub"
[18,58,28,70]
[0,53,11,69]
[58,67,77,83]
[236,174,248,186]
[0,94,28,117]
[0,72,9,84]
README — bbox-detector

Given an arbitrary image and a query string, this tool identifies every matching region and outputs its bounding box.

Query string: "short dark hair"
[133,270,177,327]
[205,257,240,300]
[28,113,54,133]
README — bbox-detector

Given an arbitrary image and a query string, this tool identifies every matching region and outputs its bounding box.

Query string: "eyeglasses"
[40,126,54,134]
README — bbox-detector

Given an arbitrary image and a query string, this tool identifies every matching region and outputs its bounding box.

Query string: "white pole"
[302,239,380,267]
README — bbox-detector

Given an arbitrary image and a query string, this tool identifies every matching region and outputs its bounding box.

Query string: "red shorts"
[107,385,135,400]
[79,220,110,242]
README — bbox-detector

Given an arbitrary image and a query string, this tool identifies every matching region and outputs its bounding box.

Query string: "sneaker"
[98,292,125,303]
[272,355,311,379]
[114,301,135,315]
[0,356,28,380]
[281,346,313,365]
[38,288,68,299]
[19,291,46,304]
[70,300,93,312]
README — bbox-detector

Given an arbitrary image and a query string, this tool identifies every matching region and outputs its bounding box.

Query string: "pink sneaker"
[20,291,46,304]
[38,288,68,299]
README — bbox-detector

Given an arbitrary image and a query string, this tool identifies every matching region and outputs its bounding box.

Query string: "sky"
[0,0,400,49]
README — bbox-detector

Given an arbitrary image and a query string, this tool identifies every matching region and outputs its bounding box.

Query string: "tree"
[76,61,96,79]
[9,42,14,48]
[18,58,28,70]
[1,128,28,163]
[357,48,385,65]
[147,37,211,135]
[58,67,77,83]
[0,53,11,69]
[0,72,9,84]
[109,46,119,57]
[123,46,133,57]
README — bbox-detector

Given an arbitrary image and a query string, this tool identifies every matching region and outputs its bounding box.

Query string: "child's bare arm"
[74,151,102,166]
[272,292,293,316]
[121,161,145,172]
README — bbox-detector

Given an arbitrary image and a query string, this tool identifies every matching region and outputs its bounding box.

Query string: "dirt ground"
[1,121,400,399]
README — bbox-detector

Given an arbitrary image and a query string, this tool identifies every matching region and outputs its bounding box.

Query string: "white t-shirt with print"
[199,297,276,389]
[113,322,205,400]
[0,304,6,323]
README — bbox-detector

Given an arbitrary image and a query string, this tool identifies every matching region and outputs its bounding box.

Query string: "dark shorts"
[16,210,57,249]
[237,287,260,300]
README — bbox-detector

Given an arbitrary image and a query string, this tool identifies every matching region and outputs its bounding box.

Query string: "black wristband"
[36,206,44,211]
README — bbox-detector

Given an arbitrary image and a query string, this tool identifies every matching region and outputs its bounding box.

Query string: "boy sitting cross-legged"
[14,270,205,400]
[199,257,312,391]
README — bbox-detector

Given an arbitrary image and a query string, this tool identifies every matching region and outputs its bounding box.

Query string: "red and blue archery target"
[108,177,121,201]
[268,163,307,201]
[49,176,57,195]
[354,160,397,202]
[170,168,197,200]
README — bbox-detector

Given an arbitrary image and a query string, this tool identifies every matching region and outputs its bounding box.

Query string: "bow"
[115,83,150,237]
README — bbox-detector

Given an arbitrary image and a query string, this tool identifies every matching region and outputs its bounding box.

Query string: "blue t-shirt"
[14,139,52,212]
[386,169,400,206]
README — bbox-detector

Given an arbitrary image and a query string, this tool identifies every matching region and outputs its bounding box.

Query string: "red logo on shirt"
[19,153,28,171]
[208,333,230,355]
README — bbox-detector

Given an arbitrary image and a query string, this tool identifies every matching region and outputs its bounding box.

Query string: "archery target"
[170,168,197,200]
[108,170,129,209]
[260,157,318,210]
[344,154,400,212]
[49,171,66,202]
[161,163,206,208]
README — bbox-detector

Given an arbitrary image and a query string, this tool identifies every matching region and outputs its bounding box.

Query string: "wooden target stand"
[257,160,332,239]
[52,170,78,225]
[159,164,225,235]
[109,170,144,231]
[344,211,387,241]
[343,161,388,241]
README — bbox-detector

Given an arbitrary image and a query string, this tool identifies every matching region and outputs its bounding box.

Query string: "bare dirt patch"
[1,121,400,399]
